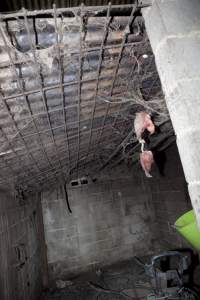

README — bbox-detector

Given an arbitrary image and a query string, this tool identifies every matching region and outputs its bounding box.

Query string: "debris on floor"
[43,258,152,300]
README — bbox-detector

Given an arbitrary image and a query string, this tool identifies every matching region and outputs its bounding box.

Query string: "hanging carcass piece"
[134,112,155,142]
[140,150,154,178]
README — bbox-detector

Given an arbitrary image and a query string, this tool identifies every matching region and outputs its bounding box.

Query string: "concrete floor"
[43,258,152,300]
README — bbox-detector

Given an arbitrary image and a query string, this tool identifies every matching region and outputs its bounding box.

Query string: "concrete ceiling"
[0,3,174,192]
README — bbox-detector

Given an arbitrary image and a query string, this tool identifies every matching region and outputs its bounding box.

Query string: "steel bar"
[0,104,130,157]
[96,4,137,146]
[7,120,124,154]
[112,49,155,128]
[1,55,146,102]
[112,56,143,128]
[0,127,38,184]
[23,8,62,183]
[0,3,152,20]
[143,76,159,100]
[0,118,33,158]
[2,150,94,189]
[17,152,97,190]
[0,16,64,186]
[0,149,26,186]
[0,71,157,130]
[53,4,71,174]
[0,123,126,176]
[23,7,66,183]
[0,41,146,69]
[84,2,111,163]
[97,127,136,171]
[75,3,84,177]
[0,133,47,188]
[0,23,49,186]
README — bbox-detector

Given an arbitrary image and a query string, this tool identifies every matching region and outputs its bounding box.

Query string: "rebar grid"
[0,2,168,192]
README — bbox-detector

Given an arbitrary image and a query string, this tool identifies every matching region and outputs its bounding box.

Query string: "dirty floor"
[43,258,152,300]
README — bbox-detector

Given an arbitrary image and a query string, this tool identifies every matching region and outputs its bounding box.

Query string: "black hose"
[63,184,72,214]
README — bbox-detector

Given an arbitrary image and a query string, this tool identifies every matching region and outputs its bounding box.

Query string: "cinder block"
[155,36,200,96]
[46,227,77,242]
[157,0,200,36]
[143,0,200,54]
[78,233,97,246]
[166,79,200,132]
[142,1,166,52]
[176,130,200,183]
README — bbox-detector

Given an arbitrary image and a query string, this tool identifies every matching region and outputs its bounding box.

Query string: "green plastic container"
[175,210,200,252]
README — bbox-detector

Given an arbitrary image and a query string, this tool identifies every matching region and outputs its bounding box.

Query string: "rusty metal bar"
[95,4,137,146]
[0,148,98,189]
[0,25,43,175]
[0,102,131,156]
[97,127,136,171]
[0,15,66,186]
[0,128,46,188]
[53,4,71,176]
[23,8,62,183]
[1,55,144,102]
[84,2,111,163]
[0,149,26,186]
[1,70,157,125]
[0,41,145,69]
[144,76,159,99]
[112,52,155,128]
[23,7,67,182]
[75,3,84,177]
[7,121,124,152]
[0,126,38,184]
[0,130,124,184]
[0,2,152,20]
[112,57,142,128]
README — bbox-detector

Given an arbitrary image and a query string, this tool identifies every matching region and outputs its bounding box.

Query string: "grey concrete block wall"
[41,166,159,282]
[0,189,45,300]
[41,143,193,283]
[142,0,200,225]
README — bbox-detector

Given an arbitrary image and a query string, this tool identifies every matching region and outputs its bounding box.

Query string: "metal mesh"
[0,3,172,192]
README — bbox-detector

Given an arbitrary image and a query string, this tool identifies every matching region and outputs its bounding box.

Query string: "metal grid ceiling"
[0,3,173,192]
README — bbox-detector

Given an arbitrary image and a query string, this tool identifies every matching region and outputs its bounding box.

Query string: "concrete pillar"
[142,0,200,225]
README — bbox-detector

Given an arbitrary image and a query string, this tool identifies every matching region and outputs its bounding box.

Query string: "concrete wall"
[41,166,158,282]
[142,0,200,226]
[41,144,192,283]
[149,144,192,250]
[0,189,46,300]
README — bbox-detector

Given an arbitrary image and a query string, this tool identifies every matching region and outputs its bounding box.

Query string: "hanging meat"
[134,112,155,142]
[140,150,154,178]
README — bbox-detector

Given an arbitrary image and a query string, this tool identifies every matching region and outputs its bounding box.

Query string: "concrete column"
[142,0,200,225]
